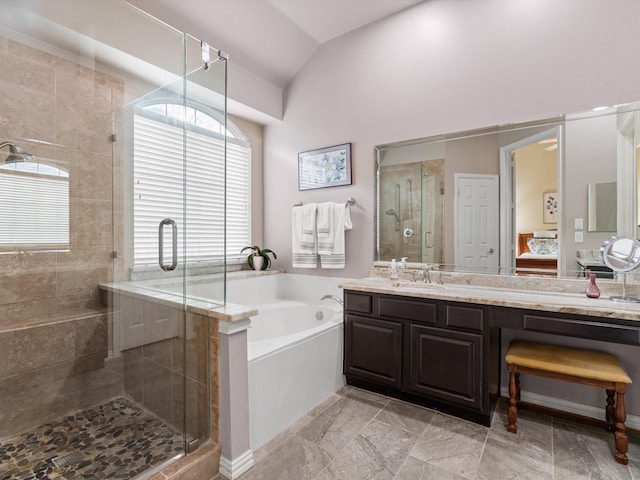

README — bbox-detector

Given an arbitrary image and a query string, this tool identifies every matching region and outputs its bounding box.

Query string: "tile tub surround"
[219,385,640,480]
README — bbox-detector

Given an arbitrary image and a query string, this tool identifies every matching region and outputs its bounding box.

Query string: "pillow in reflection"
[532,230,557,238]
[527,237,558,255]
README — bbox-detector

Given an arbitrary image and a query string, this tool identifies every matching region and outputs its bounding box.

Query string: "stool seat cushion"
[506,340,631,384]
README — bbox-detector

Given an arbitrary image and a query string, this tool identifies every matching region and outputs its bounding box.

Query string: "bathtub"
[226,273,346,451]
[107,271,346,452]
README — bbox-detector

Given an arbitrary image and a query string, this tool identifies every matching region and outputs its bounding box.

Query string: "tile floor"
[220,385,640,480]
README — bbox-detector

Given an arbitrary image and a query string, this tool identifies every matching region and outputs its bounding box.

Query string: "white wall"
[263,0,640,278]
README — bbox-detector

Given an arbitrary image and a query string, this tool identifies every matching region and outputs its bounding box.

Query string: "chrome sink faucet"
[321,294,343,306]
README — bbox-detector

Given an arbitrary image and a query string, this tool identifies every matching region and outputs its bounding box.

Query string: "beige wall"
[515,143,558,234]
[230,114,264,249]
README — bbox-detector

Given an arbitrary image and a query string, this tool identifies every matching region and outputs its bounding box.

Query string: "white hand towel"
[320,204,352,269]
[317,202,335,254]
[292,203,318,268]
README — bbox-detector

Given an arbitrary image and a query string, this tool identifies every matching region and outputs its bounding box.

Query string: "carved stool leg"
[606,389,615,430]
[507,364,518,434]
[614,384,629,465]
[515,372,521,401]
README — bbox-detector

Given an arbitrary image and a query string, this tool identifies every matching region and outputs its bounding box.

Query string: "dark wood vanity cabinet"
[405,324,483,409]
[343,290,499,425]
[344,314,402,388]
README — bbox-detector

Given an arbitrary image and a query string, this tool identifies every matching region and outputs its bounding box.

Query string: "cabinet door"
[406,325,482,409]
[344,314,402,388]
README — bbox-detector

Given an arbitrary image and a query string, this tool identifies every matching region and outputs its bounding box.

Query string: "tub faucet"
[321,294,343,306]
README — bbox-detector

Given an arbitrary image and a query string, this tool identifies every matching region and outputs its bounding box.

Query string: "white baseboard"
[499,387,640,430]
[219,450,254,480]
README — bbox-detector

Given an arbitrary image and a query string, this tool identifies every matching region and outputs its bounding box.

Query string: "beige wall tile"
[0,271,56,305]
[56,266,111,298]
[0,323,75,378]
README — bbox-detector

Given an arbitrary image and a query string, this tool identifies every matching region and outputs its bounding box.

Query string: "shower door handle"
[158,218,178,271]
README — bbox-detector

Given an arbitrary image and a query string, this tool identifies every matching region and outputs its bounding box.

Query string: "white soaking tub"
[227,273,345,451]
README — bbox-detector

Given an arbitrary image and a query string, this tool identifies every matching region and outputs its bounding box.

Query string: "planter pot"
[251,255,264,271]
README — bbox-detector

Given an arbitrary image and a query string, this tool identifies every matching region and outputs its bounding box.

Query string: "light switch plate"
[575,231,584,243]
[575,218,583,230]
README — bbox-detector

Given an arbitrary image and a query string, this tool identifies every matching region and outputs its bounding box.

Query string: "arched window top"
[140,102,247,142]
[0,161,68,177]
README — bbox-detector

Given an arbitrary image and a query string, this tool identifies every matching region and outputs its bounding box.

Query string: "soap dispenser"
[389,259,399,284]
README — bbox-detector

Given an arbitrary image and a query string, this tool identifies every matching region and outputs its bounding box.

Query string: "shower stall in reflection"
[378,159,445,264]
[0,1,227,478]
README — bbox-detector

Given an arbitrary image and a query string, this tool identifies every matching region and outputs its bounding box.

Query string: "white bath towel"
[292,203,318,268]
[320,203,352,269]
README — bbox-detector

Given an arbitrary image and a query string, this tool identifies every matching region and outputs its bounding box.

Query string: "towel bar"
[293,197,355,207]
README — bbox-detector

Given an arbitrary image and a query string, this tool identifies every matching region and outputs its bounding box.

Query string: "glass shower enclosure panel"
[0,1,224,478]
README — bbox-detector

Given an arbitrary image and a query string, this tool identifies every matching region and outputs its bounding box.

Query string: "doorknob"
[488,248,494,254]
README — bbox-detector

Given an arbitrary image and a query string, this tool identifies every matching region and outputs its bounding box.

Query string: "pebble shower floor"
[0,397,183,479]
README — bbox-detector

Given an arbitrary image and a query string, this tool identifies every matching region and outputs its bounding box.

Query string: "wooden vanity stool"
[505,340,632,465]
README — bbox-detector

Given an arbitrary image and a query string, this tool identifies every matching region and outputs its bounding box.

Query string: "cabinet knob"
[488,248,494,254]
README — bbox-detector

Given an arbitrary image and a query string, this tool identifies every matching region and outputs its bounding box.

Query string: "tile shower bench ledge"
[0,307,107,333]
[100,282,257,323]
[339,276,640,323]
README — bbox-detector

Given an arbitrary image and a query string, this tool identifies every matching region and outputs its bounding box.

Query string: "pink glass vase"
[585,273,601,299]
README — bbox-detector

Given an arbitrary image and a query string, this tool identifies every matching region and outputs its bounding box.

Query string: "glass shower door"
[0,1,224,478]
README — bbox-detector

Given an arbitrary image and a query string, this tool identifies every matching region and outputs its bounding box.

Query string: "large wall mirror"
[375,101,640,280]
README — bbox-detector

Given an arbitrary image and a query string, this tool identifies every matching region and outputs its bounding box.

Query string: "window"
[0,161,69,249]
[133,102,250,267]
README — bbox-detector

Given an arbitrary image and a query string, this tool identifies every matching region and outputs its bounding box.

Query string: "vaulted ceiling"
[128,0,424,89]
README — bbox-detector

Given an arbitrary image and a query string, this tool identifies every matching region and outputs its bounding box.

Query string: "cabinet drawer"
[444,304,485,332]
[345,292,372,314]
[523,314,640,345]
[379,297,437,324]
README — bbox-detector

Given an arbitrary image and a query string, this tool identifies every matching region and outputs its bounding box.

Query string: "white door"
[455,174,499,272]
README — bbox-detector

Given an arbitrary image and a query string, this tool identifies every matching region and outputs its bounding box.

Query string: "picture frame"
[298,143,352,191]
[543,191,558,224]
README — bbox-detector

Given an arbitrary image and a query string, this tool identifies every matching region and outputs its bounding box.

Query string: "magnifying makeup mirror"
[600,236,640,302]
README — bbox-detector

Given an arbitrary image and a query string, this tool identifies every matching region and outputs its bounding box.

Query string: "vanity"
[340,274,640,427]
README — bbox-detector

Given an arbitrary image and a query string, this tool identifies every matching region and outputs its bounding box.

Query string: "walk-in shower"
[378,158,445,263]
[0,1,226,479]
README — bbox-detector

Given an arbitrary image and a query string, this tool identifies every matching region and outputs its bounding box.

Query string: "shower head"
[0,141,35,163]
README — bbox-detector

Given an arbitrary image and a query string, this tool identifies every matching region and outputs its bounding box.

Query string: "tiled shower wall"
[0,35,124,439]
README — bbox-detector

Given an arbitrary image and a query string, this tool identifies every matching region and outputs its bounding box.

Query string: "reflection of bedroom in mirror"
[506,132,559,276]
[379,159,444,263]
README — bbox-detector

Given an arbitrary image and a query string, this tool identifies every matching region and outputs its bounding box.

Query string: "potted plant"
[241,245,277,271]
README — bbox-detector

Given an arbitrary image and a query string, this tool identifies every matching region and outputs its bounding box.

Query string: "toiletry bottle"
[389,259,399,284]
[400,257,407,269]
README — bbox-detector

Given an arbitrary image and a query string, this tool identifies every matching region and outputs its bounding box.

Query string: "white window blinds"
[0,168,69,247]
[133,108,250,267]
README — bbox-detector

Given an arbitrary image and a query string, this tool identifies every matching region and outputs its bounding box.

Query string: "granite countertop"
[339,276,640,322]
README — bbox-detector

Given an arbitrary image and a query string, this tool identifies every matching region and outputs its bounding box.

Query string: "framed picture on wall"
[298,143,352,190]
[543,192,558,224]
